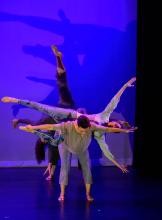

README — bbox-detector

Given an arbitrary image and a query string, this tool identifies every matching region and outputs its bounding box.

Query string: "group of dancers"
[1,45,137,201]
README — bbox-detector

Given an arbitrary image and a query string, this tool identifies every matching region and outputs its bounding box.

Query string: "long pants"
[48,145,60,165]
[58,146,92,185]
[19,99,77,121]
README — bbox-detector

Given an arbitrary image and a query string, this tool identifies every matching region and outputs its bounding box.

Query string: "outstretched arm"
[94,132,128,173]
[34,130,64,147]
[19,123,63,132]
[94,131,114,160]
[94,77,136,123]
[22,121,135,134]
[1,96,77,119]
[92,123,136,133]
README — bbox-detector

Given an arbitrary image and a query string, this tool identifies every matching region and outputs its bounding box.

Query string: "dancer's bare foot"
[19,125,35,133]
[51,45,62,57]
[1,96,18,103]
[58,194,64,201]
[127,77,136,87]
[86,194,94,202]
[46,175,54,181]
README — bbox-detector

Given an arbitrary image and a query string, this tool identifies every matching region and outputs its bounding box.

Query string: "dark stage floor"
[0,166,162,220]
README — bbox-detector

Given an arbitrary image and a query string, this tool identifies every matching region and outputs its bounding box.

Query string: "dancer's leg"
[77,150,93,201]
[93,77,136,123]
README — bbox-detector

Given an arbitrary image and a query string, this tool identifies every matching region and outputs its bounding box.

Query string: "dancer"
[92,77,136,169]
[11,45,76,180]
[1,77,136,124]
[19,115,135,201]
[1,77,136,172]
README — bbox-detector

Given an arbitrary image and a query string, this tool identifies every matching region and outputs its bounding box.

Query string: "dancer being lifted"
[1,77,136,123]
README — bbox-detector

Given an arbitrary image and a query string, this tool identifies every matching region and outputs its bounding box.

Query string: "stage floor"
[0,166,161,220]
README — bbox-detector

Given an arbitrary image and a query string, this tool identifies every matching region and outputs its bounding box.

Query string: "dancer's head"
[76,115,91,134]
[107,121,122,128]
[103,119,131,129]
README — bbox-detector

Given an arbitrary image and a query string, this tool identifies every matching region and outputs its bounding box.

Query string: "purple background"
[0,0,137,166]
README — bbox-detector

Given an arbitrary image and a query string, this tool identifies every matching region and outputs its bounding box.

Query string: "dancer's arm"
[94,132,128,173]
[94,77,136,123]
[92,123,136,133]
[34,130,63,146]
[19,123,64,132]
[93,132,114,160]
[1,96,77,119]
[34,130,55,142]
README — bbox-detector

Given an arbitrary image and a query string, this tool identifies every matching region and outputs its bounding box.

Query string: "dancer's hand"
[125,127,138,133]
[1,96,18,103]
[120,165,129,173]
[19,125,35,133]
[129,127,138,132]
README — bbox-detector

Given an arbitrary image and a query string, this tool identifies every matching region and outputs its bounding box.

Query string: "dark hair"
[35,138,46,164]
[77,115,91,128]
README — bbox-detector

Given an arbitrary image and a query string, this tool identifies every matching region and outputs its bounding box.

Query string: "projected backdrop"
[0,0,137,166]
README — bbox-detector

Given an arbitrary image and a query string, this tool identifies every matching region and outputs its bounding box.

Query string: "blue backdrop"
[0,0,137,166]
